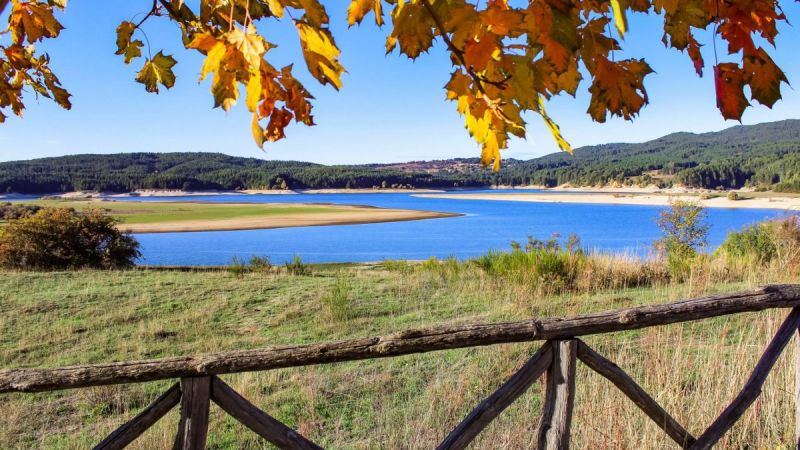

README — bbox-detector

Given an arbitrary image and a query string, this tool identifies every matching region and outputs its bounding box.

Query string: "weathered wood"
[210,376,323,450]
[437,343,553,450]
[174,377,211,450]
[536,340,577,450]
[1,285,798,393]
[576,340,695,448]
[93,383,181,450]
[796,329,800,450]
[690,307,800,450]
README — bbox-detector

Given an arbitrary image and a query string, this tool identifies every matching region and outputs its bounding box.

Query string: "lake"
[119,189,792,266]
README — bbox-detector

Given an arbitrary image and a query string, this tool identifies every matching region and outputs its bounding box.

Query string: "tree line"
[1,120,798,194]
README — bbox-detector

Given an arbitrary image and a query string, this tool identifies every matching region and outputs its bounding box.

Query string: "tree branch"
[418,0,511,93]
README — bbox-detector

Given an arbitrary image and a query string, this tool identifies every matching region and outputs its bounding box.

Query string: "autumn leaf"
[347,0,383,26]
[714,63,749,121]
[588,57,653,122]
[9,1,63,45]
[538,96,571,154]
[136,52,177,93]
[743,47,788,108]
[296,21,345,89]
[115,22,143,64]
[386,1,434,59]
[609,0,627,37]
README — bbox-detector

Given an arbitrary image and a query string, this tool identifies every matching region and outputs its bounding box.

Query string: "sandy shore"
[117,206,460,234]
[416,192,800,210]
[52,188,446,198]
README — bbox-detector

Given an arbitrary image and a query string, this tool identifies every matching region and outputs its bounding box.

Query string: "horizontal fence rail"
[3,284,800,450]
[1,284,799,394]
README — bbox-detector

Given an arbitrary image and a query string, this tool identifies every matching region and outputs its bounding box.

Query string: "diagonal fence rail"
[2,284,800,449]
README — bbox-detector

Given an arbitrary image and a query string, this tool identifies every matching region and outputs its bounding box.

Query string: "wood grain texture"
[536,340,577,450]
[93,383,180,450]
[690,308,800,450]
[437,343,553,450]
[1,285,798,393]
[576,340,695,448]
[174,377,211,450]
[210,376,323,450]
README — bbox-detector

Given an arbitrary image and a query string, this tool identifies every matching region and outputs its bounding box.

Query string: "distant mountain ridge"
[1,119,799,194]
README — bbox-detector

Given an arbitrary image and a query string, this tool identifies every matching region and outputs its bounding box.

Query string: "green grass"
[8,200,346,225]
[0,263,798,448]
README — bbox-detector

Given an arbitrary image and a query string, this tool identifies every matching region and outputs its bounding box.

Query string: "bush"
[655,200,709,280]
[727,191,739,201]
[0,208,140,270]
[248,255,272,272]
[0,202,42,220]
[718,216,800,268]
[285,255,311,276]
[321,276,353,321]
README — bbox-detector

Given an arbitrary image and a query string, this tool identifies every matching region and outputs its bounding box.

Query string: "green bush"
[727,191,739,201]
[655,200,709,280]
[469,235,586,292]
[248,255,272,272]
[285,255,311,276]
[718,216,800,267]
[0,208,140,270]
[321,276,353,321]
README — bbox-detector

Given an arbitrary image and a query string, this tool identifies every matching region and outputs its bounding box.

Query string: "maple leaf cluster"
[0,0,793,171]
[0,0,70,124]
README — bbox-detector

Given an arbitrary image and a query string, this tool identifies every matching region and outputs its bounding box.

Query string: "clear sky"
[0,1,798,164]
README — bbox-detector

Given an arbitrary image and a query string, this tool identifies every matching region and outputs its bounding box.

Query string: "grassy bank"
[0,257,798,448]
[2,200,458,233]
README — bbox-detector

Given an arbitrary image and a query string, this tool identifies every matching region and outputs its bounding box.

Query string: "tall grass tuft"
[285,255,312,276]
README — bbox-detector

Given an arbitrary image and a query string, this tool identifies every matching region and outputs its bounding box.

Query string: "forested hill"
[1,120,799,194]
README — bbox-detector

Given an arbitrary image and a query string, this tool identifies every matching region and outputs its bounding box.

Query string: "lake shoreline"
[416,192,800,210]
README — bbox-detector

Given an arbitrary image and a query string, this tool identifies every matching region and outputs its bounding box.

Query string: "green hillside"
[1,119,798,193]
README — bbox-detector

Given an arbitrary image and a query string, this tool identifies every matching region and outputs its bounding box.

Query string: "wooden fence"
[2,284,800,449]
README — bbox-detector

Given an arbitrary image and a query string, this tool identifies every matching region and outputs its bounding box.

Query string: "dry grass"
[0,258,798,448]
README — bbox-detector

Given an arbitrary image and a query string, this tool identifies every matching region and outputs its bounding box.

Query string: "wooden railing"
[2,284,800,449]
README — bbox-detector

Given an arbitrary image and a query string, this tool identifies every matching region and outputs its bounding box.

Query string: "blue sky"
[0,1,798,164]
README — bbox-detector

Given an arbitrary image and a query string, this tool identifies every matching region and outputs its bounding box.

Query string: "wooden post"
[796,329,800,450]
[174,377,211,450]
[536,340,577,450]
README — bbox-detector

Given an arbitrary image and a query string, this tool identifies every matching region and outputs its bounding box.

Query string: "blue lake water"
[117,190,794,266]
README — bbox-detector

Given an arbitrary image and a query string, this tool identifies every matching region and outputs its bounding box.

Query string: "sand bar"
[116,204,460,233]
[416,192,800,210]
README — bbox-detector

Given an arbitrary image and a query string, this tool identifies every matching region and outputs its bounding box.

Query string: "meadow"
[1,238,799,448]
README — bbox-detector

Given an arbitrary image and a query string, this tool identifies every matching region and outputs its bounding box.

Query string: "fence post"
[174,376,211,450]
[796,329,800,450]
[536,340,577,450]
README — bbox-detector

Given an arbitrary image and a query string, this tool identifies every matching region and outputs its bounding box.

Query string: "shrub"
[655,200,709,280]
[0,202,42,220]
[717,222,777,265]
[0,208,140,270]
[470,234,587,293]
[321,275,352,321]
[719,216,800,266]
[285,255,311,276]
[248,255,272,272]
[228,255,247,278]
[727,191,739,201]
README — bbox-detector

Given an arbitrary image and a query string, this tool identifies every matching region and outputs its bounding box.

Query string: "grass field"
[3,200,456,233]
[0,260,798,448]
